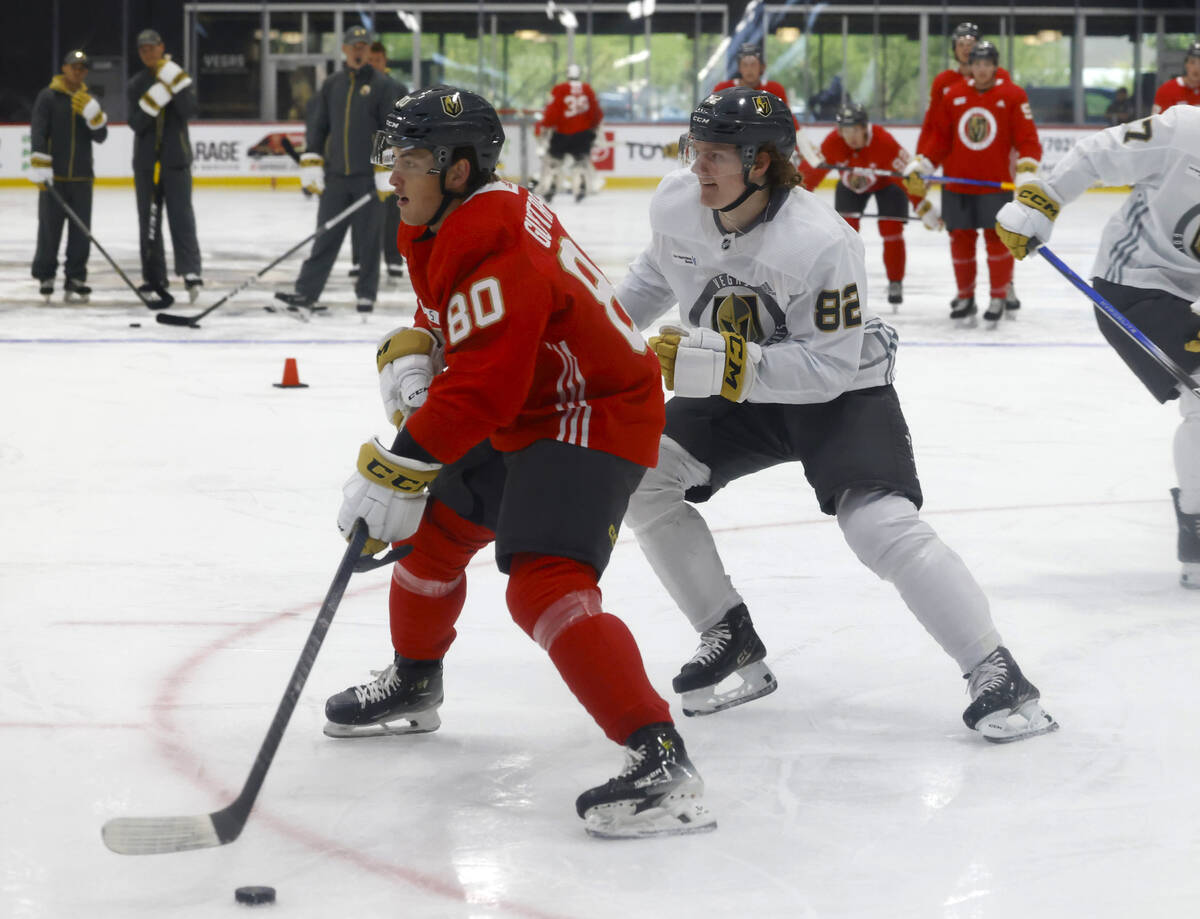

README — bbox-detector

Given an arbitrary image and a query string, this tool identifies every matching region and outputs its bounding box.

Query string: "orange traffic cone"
[273,357,309,389]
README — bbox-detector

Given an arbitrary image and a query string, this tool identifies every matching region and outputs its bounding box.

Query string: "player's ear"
[749,150,771,181]
[445,157,473,194]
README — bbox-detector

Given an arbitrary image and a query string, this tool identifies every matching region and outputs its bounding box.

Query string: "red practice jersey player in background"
[1153,41,1200,114]
[535,63,603,203]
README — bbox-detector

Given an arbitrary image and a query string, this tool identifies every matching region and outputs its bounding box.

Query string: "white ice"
[2,183,1197,919]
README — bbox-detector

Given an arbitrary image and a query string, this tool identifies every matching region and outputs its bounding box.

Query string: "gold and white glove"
[374,164,394,201]
[376,327,442,426]
[154,58,193,94]
[1013,158,1040,188]
[338,438,442,555]
[916,198,943,231]
[995,183,1061,260]
[649,325,762,403]
[902,155,932,198]
[299,153,325,195]
[29,152,53,189]
[71,90,107,130]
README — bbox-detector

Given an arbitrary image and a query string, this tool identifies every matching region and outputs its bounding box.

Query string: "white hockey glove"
[1013,158,1040,188]
[649,325,762,403]
[71,90,107,130]
[138,80,171,117]
[299,153,325,195]
[29,152,53,189]
[902,155,932,198]
[916,198,943,231]
[376,326,442,426]
[995,183,1061,260]
[338,439,441,555]
[154,58,193,95]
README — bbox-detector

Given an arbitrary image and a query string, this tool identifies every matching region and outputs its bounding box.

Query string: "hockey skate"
[950,296,977,327]
[64,278,90,303]
[963,646,1058,743]
[576,722,715,839]
[323,653,443,738]
[270,291,326,319]
[38,279,54,303]
[887,281,903,309]
[983,297,1005,327]
[1005,282,1020,315]
[184,274,203,303]
[673,604,777,717]
[1170,488,1200,589]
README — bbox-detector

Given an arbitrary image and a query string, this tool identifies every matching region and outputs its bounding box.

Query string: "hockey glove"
[338,438,442,555]
[29,152,53,189]
[154,58,193,95]
[299,153,325,196]
[902,155,932,198]
[374,165,394,201]
[994,182,1061,260]
[71,90,107,130]
[376,326,443,426]
[649,325,762,403]
[138,80,171,117]
[1013,158,1040,188]
[916,198,943,231]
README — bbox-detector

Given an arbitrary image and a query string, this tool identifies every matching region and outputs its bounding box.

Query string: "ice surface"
[2,184,1197,918]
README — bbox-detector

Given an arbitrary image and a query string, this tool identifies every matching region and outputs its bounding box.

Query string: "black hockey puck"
[234,886,276,905]
[129,322,141,328]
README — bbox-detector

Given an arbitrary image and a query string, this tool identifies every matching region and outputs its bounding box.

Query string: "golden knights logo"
[1170,202,1200,264]
[966,114,989,143]
[713,292,763,341]
[957,106,998,152]
[689,272,788,345]
[441,93,464,117]
[753,95,772,117]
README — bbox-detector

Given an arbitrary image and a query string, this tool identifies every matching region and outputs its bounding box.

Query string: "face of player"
[61,62,88,92]
[388,147,472,230]
[1185,56,1200,87]
[344,42,369,69]
[368,50,387,72]
[738,57,763,85]
[138,42,165,70]
[838,124,868,149]
[954,36,976,66]
[970,58,997,88]
[687,139,771,213]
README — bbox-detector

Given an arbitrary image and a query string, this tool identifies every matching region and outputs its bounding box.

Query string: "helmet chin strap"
[427,161,470,229]
[717,178,766,213]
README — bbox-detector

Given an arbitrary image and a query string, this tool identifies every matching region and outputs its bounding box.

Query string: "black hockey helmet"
[736,43,764,62]
[688,87,795,172]
[968,40,1000,65]
[1187,41,1200,60]
[952,21,981,43]
[371,85,505,178]
[835,102,869,127]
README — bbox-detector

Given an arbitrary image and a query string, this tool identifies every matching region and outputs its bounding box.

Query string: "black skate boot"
[1170,488,1200,589]
[38,279,54,302]
[950,296,977,324]
[887,281,903,306]
[64,278,91,303]
[673,604,777,716]
[983,297,1005,325]
[348,263,360,278]
[323,653,443,737]
[963,646,1058,743]
[387,263,405,282]
[272,291,326,315]
[1005,282,1020,314]
[183,274,203,303]
[575,722,715,838]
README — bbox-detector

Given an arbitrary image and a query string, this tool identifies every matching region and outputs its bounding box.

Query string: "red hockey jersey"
[799,124,914,199]
[398,182,663,468]
[712,77,790,105]
[917,66,1012,159]
[539,80,603,136]
[925,78,1041,194]
[1153,77,1200,114]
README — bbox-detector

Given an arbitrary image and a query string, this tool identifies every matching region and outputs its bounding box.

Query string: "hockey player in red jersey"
[713,44,789,103]
[534,64,603,203]
[1152,41,1200,114]
[800,102,942,308]
[326,85,713,839]
[908,41,1041,326]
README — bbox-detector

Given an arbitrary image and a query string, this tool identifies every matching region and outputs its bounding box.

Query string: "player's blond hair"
[763,146,803,190]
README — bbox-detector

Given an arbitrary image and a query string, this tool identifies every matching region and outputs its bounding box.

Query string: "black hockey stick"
[280,135,303,164]
[1037,244,1200,399]
[46,184,173,310]
[140,152,170,300]
[155,193,373,327]
[101,519,406,854]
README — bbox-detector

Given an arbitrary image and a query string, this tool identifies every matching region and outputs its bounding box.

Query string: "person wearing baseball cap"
[126,26,204,302]
[29,48,109,303]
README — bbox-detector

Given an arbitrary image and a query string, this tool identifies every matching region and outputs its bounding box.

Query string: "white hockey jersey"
[615,168,899,405]
[1042,105,1200,302]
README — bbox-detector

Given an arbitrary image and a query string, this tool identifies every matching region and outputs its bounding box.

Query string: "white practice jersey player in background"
[618,86,1058,742]
[997,105,1200,586]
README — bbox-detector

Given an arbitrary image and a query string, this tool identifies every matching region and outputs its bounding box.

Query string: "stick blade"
[102,814,222,855]
[155,311,200,327]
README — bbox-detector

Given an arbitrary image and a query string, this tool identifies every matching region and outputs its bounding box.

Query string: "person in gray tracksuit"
[275,25,394,313]
[30,49,109,302]
[126,28,203,300]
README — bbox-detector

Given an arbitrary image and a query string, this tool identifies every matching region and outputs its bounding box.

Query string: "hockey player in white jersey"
[996,104,1200,587]
[618,87,1059,742]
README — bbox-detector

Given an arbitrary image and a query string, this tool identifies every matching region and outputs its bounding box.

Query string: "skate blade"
[977,700,1059,744]
[263,304,312,323]
[323,710,441,738]
[681,661,777,717]
[583,797,717,839]
[64,293,89,304]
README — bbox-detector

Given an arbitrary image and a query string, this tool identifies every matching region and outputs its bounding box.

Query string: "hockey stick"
[279,135,303,164]
[45,184,173,310]
[141,150,169,294]
[101,519,408,854]
[155,193,373,327]
[1036,244,1200,399]
[838,211,922,222]
[819,162,1014,192]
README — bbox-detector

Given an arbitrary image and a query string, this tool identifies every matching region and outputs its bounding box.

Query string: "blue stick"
[1037,244,1200,398]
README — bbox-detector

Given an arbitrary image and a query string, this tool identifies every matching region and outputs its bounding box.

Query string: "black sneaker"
[324,653,443,737]
[576,723,714,837]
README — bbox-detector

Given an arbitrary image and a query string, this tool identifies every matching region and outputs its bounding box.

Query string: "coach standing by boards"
[274,25,394,314]
[127,28,204,302]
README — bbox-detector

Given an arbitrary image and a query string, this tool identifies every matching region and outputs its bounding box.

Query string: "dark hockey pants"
[32,180,93,282]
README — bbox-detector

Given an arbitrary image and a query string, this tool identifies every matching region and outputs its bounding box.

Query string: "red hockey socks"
[949,229,978,298]
[879,220,906,282]
[983,228,1014,298]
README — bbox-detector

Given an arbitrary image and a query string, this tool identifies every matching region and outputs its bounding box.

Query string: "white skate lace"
[966,655,1007,699]
[618,745,647,779]
[686,623,731,666]
[354,664,401,707]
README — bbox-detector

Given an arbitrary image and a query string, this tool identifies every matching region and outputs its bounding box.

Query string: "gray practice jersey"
[615,168,899,405]
[1040,104,1200,302]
